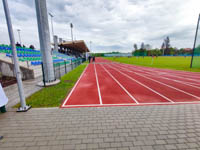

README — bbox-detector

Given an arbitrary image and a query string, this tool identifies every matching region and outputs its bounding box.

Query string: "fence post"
[53,63,56,79]
[64,60,67,74]
[41,62,46,87]
[59,63,61,78]
[71,60,73,70]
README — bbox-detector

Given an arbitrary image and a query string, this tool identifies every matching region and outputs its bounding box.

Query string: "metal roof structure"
[59,40,89,53]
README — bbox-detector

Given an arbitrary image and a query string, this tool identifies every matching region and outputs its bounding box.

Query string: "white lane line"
[133,72,200,100]
[108,65,175,103]
[114,64,200,90]
[62,65,89,107]
[119,63,200,79]
[114,64,200,100]
[141,73,200,90]
[94,64,103,105]
[100,64,139,104]
[162,74,200,83]
[62,101,200,107]
[117,64,200,86]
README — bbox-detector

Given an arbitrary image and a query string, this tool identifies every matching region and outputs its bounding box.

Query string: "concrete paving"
[0,104,200,150]
[3,76,43,110]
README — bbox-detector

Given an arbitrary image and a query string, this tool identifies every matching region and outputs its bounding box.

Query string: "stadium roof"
[60,40,89,53]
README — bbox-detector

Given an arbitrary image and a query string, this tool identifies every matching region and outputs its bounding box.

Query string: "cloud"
[0,0,200,52]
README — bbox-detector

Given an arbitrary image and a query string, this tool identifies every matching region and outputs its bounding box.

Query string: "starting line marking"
[62,101,200,108]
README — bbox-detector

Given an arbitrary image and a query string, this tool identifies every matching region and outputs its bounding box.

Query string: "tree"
[133,44,138,51]
[145,44,151,50]
[162,36,171,55]
[165,36,170,49]
[140,42,145,50]
[161,42,165,55]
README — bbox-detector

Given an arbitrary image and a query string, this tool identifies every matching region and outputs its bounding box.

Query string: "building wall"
[0,60,34,80]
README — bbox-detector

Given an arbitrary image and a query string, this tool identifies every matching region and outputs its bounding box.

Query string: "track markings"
[113,64,200,100]
[114,64,200,89]
[101,64,139,104]
[107,64,175,103]
[134,72,200,100]
[62,101,200,108]
[94,63,103,105]
[62,65,89,107]
[61,58,200,108]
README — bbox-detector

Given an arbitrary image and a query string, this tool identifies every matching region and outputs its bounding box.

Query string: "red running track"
[61,58,200,108]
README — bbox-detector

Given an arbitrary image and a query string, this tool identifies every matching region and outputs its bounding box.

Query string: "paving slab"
[0,104,200,149]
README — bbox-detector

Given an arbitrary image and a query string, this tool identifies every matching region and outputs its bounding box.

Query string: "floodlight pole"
[48,12,54,42]
[190,14,200,68]
[90,41,92,51]
[70,23,73,42]
[2,0,31,112]
[17,29,22,45]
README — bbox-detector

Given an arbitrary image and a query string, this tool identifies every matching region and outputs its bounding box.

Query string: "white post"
[35,0,55,82]
[2,0,31,112]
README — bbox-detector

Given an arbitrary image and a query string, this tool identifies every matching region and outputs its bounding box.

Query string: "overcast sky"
[0,0,200,52]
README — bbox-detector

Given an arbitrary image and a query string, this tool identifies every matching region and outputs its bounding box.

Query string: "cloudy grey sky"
[0,0,200,52]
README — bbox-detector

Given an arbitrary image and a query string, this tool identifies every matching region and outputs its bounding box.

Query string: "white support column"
[35,0,55,82]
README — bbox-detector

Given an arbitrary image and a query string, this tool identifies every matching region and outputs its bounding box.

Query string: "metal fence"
[41,58,84,86]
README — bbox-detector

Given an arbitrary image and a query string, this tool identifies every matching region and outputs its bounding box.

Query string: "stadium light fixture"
[17,29,22,45]
[2,0,31,112]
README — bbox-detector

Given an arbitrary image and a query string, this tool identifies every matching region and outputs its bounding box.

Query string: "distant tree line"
[132,36,193,56]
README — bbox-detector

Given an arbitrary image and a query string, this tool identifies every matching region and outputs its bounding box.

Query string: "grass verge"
[15,64,87,108]
[105,56,200,72]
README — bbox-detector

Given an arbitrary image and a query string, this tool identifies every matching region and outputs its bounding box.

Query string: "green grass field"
[15,64,87,108]
[105,56,200,72]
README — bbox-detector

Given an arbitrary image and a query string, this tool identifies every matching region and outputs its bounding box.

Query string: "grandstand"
[0,42,87,80]
[59,40,89,58]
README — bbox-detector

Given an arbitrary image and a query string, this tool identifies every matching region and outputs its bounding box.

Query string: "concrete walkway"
[0,104,200,150]
[3,76,43,110]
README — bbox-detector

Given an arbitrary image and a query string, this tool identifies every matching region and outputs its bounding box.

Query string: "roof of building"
[60,40,89,53]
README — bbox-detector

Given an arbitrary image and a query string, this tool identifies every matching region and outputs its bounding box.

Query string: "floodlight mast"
[2,0,31,112]
[17,29,22,45]
[90,41,92,51]
[48,12,54,41]
[70,23,73,42]
[190,14,200,68]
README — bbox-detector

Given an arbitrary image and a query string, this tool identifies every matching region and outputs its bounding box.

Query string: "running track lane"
[115,63,200,94]
[95,64,137,104]
[102,64,171,103]
[109,64,200,102]
[118,62,200,85]
[62,64,100,106]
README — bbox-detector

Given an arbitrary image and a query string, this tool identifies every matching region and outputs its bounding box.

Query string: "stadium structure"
[0,40,89,81]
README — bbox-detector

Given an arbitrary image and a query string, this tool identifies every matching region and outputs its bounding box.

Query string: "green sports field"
[105,56,200,72]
